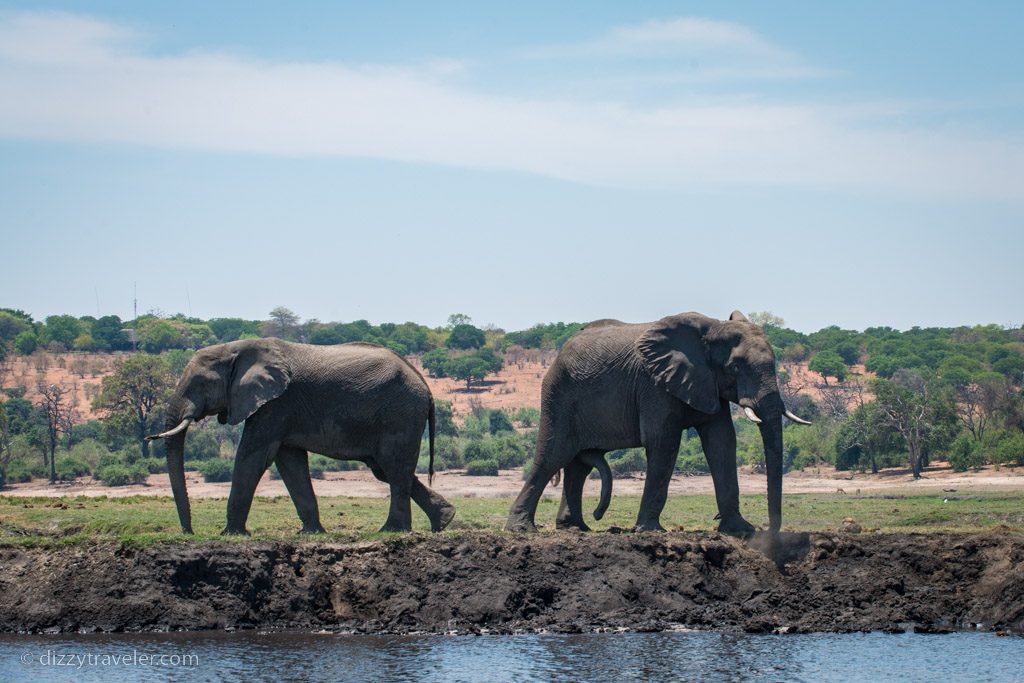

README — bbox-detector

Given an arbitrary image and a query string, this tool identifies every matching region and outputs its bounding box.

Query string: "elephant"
[506,311,810,536]
[147,338,456,535]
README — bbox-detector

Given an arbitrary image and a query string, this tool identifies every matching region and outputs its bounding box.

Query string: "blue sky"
[0,2,1021,333]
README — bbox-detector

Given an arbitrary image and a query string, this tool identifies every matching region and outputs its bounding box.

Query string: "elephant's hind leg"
[411,478,456,532]
[276,446,326,534]
[369,437,416,533]
[555,452,599,531]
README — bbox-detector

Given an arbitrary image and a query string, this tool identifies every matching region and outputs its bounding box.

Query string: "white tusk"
[146,417,192,440]
[784,409,812,425]
[743,406,762,424]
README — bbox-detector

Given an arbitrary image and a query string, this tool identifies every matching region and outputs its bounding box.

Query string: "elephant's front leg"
[697,405,755,537]
[555,453,595,531]
[224,430,281,535]
[410,478,456,532]
[275,446,326,534]
[635,433,682,531]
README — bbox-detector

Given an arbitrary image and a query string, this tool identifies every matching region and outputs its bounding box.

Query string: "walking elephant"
[506,311,810,536]
[148,339,456,535]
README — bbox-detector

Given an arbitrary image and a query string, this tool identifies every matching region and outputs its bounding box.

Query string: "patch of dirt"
[0,531,1020,635]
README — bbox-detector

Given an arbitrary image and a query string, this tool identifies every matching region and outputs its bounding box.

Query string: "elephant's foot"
[221,526,251,536]
[429,504,456,533]
[633,521,667,532]
[505,515,538,533]
[299,523,327,534]
[378,521,412,533]
[555,517,591,532]
[717,514,756,538]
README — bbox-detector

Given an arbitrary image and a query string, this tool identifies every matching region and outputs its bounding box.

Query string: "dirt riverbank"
[0,531,1020,635]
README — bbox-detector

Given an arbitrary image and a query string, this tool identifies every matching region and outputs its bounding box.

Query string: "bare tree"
[37,382,75,483]
[260,306,300,340]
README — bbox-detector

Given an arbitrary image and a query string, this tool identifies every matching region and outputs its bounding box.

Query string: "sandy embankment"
[4,464,1023,500]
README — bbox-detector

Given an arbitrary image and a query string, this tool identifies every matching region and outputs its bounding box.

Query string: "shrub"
[488,409,515,435]
[491,433,533,469]
[948,433,985,472]
[0,468,4,489]
[69,439,107,469]
[199,458,234,483]
[141,457,168,474]
[54,454,92,481]
[608,449,646,477]
[675,450,710,475]
[992,432,1024,466]
[462,440,493,464]
[98,463,149,486]
[185,430,222,461]
[5,459,46,483]
[308,455,330,479]
[465,459,499,476]
[513,407,540,428]
[431,435,462,470]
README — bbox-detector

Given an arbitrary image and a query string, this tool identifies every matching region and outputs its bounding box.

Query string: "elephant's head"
[147,339,291,533]
[637,311,809,535]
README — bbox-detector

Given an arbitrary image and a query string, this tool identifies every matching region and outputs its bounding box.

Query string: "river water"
[0,631,1019,682]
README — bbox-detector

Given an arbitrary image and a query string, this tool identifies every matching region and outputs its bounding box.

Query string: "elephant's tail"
[428,398,436,485]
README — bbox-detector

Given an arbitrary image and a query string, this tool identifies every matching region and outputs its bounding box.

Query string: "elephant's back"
[554,321,649,383]
[300,342,429,398]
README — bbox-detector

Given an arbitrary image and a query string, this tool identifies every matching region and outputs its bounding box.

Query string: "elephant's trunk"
[151,395,198,535]
[755,392,785,536]
[165,427,193,534]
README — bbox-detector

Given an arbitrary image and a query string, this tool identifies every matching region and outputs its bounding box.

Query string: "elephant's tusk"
[784,409,812,426]
[743,406,762,424]
[147,417,192,440]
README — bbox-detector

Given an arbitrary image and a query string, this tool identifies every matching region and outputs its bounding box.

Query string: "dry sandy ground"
[5,464,1023,500]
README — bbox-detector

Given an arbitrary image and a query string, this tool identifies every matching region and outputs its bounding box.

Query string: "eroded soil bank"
[0,531,1021,635]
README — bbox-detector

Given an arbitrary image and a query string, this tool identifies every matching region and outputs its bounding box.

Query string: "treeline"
[1,306,1023,488]
[0,308,585,357]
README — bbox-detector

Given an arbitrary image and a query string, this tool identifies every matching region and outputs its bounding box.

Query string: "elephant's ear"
[636,313,719,414]
[729,310,749,322]
[227,342,291,425]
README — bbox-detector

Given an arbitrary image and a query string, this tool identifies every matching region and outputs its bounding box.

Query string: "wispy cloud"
[0,12,1020,201]
[521,17,827,82]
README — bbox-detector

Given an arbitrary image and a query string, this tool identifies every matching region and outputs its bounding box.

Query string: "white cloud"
[522,17,827,82]
[0,12,1020,202]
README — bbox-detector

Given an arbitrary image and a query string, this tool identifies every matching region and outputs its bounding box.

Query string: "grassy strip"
[0,491,1022,548]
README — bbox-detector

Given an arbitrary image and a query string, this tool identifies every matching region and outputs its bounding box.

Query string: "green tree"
[421,348,451,377]
[0,311,30,346]
[447,355,490,389]
[446,324,486,350]
[93,355,173,460]
[91,315,129,351]
[14,330,38,355]
[488,409,515,435]
[872,371,956,479]
[808,351,847,384]
[433,400,458,437]
[42,315,82,349]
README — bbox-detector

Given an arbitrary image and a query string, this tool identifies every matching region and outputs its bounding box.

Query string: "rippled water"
[0,631,1019,682]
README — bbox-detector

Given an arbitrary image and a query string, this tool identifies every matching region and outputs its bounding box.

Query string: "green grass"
[0,491,1021,548]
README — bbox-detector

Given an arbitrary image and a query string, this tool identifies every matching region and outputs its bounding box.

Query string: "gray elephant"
[506,311,809,536]
[148,339,456,535]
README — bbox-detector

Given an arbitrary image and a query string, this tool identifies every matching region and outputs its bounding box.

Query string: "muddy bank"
[0,532,1021,635]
